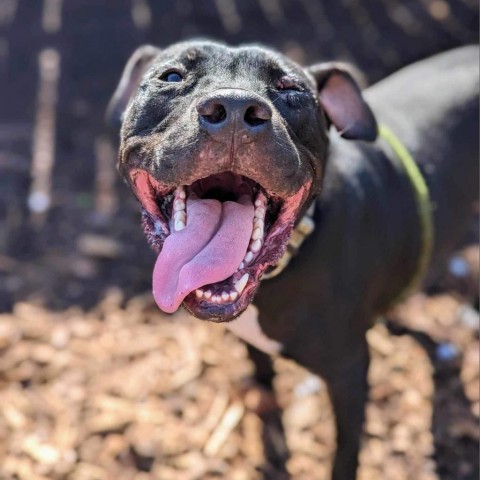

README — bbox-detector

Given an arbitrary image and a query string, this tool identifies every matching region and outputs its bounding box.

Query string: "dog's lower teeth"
[196,288,240,303]
[234,273,249,294]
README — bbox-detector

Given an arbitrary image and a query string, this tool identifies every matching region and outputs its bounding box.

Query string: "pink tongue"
[152,197,254,313]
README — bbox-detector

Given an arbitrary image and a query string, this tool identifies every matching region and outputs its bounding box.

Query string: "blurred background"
[0,1,478,479]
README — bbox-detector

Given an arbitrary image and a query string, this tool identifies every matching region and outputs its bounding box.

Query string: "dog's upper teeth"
[254,206,266,219]
[234,273,249,294]
[175,186,186,199]
[251,227,263,241]
[243,251,254,264]
[253,218,264,230]
[174,221,185,231]
[173,186,187,231]
[255,192,267,206]
[174,199,185,211]
[174,210,186,231]
[174,210,186,222]
[250,239,262,253]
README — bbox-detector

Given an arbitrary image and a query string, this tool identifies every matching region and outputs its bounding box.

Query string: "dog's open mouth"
[130,169,310,321]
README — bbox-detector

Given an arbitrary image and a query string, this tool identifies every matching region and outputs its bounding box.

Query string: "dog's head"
[108,40,376,321]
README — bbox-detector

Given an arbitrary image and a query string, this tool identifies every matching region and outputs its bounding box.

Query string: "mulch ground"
[0,246,478,480]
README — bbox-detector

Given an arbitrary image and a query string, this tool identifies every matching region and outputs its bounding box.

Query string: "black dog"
[108,41,479,479]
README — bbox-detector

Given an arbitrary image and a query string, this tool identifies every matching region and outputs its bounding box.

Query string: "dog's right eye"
[160,70,184,82]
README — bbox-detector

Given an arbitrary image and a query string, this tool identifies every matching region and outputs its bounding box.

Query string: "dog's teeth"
[253,218,264,230]
[230,291,238,301]
[234,273,249,294]
[174,199,185,211]
[238,262,245,270]
[174,219,185,231]
[244,251,254,264]
[221,292,230,302]
[255,192,267,206]
[212,295,221,303]
[174,211,186,231]
[195,289,204,299]
[250,239,262,253]
[254,207,266,219]
[174,210,186,223]
[204,290,212,300]
[175,186,186,199]
[251,227,263,241]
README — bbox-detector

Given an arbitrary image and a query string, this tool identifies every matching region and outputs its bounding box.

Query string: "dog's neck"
[317,134,425,313]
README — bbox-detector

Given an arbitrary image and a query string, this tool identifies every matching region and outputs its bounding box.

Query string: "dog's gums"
[131,169,310,321]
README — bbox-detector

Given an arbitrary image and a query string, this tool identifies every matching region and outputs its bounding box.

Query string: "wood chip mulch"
[0,249,478,480]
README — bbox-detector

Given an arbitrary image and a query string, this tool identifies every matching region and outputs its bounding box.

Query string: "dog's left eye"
[276,75,300,91]
[160,70,184,82]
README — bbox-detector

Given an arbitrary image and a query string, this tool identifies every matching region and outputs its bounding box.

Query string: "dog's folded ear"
[106,45,161,129]
[308,62,377,141]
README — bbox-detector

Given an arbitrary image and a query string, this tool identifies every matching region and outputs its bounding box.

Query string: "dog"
[108,41,479,479]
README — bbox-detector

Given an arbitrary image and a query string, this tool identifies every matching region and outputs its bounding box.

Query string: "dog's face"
[108,40,376,322]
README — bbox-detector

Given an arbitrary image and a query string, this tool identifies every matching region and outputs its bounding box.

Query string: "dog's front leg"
[325,340,370,480]
[246,344,290,479]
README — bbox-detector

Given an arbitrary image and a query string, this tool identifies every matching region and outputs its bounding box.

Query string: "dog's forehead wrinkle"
[159,41,307,85]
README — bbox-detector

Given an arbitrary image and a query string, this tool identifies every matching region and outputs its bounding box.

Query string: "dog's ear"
[307,62,377,141]
[106,45,160,129]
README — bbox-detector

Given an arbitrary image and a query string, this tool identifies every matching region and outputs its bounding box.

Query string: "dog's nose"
[197,89,272,139]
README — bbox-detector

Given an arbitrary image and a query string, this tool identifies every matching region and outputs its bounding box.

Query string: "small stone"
[448,256,470,277]
[436,342,458,362]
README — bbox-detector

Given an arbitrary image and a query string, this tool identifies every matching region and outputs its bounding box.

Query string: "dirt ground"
[0,2,479,480]
[0,246,479,480]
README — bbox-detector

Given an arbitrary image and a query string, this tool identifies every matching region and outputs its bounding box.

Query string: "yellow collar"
[378,124,434,300]
[262,124,434,295]
[261,203,316,280]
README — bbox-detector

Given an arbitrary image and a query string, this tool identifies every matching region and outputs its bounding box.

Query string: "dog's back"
[366,45,479,266]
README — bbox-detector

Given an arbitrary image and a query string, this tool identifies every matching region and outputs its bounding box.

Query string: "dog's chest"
[224,305,283,355]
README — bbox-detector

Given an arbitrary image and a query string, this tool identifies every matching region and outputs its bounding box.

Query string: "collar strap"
[262,124,434,294]
[378,124,434,300]
[261,203,316,280]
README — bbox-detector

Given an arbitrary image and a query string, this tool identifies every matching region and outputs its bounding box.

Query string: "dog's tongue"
[153,197,254,313]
